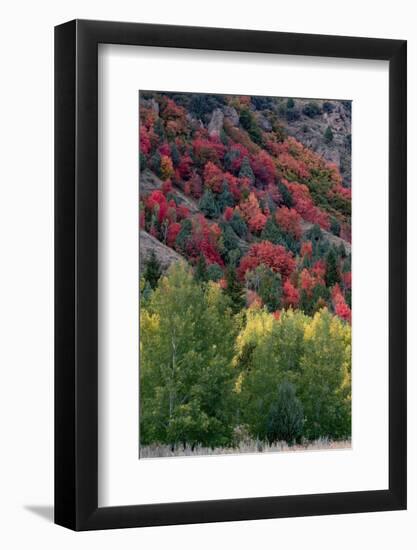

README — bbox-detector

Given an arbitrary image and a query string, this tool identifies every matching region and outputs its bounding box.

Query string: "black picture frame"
[55,19,407,531]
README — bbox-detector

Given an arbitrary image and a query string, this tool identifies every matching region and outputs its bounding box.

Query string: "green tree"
[194,254,208,283]
[175,218,192,253]
[266,381,304,444]
[325,247,340,287]
[324,125,334,142]
[149,150,162,176]
[140,264,237,449]
[199,189,219,219]
[220,128,228,146]
[237,310,307,440]
[330,217,341,236]
[230,211,248,238]
[299,289,312,316]
[239,108,253,131]
[238,156,255,185]
[277,180,294,208]
[170,142,180,167]
[239,109,264,146]
[227,248,242,268]
[154,118,165,141]
[261,217,281,244]
[207,263,223,282]
[245,265,282,312]
[220,222,238,250]
[311,284,331,312]
[302,101,321,118]
[297,309,351,440]
[140,276,153,305]
[286,98,295,109]
[143,250,162,289]
[217,181,235,212]
[224,266,245,314]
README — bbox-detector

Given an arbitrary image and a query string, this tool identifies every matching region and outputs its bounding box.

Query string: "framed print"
[55,20,407,530]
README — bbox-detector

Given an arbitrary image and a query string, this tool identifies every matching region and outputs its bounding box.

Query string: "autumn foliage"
[140,93,353,456]
[238,241,296,281]
[139,92,352,324]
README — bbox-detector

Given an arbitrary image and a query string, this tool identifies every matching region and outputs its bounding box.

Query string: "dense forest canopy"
[139,92,352,455]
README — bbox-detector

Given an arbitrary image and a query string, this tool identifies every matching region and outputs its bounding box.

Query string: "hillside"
[139,91,352,455]
[139,91,351,321]
[277,98,352,188]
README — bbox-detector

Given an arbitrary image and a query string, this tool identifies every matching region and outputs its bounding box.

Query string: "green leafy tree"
[140,263,237,449]
[330,217,341,236]
[227,248,242,268]
[299,289,312,316]
[286,98,295,109]
[224,266,245,314]
[239,108,264,146]
[143,250,162,289]
[220,128,228,146]
[170,142,180,167]
[194,254,208,283]
[140,276,153,305]
[175,218,192,253]
[230,211,248,238]
[238,156,255,185]
[277,180,294,208]
[324,125,334,142]
[149,151,162,176]
[311,284,331,312]
[325,247,340,287]
[239,108,253,131]
[207,263,223,282]
[237,309,307,440]
[261,217,281,244]
[297,309,351,440]
[302,101,321,118]
[220,222,238,250]
[199,188,219,219]
[245,265,282,312]
[343,254,351,273]
[266,381,304,444]
[154,118,165,141]
[217,181,235,212]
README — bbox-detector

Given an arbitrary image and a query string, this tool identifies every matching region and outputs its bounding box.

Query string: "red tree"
[238,241,295,280]
[282,280,300,309]
[251,150,276,186]
[300,240,313,259]
[167,222,181,247]
[188,172,203,199]
[332,284,351,323]
[224,207,234,222]
[275,206,302,239]
[177,155,193,179]
[193,137,225,165]
[237,192,267,234]
[139,125,151,155]
[203,161,224,193]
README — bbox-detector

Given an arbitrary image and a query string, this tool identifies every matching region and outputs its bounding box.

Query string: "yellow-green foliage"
[140,266,352,448]
[236,308,351,441]
[140,263,237,448]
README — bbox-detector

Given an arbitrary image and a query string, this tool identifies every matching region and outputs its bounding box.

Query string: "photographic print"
[139,91,352,459]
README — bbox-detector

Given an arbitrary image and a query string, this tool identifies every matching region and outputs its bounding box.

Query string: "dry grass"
[140,438,351,459]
